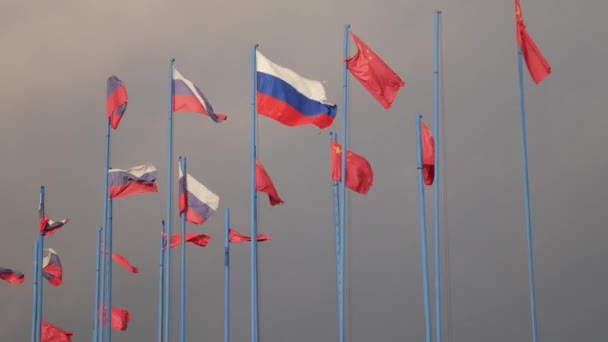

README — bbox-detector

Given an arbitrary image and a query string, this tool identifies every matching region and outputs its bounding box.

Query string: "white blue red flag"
[178,163,219,225]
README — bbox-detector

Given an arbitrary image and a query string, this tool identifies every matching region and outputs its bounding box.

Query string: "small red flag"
[103,306,132,331]
[41,321,73,342]
[330,140,374,195]
[255,160,284,206]
[0,267,25,284]
[420,120,435,186]
[346,31,405,109]
[168,233,211,249]
[515,0,551,84]
[112,252,139,274]
[229,228,272,243]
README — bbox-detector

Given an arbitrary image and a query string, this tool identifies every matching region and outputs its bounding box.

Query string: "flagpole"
[92,225,102,342]
[416,115,433,342]
[158,220,165,342]
[224,207,230,342]
[31,239,39,342]
[432,10,442,342]
[516,45,539,342]
[250,42,259,342]
[98,221,106,342]
[164,58,175,342]
[178,156,187,342]
[100,94,112,342]
[106,197,114,342]
[330,131,342,342]
[36,186,45,342]
[339,23,350,342]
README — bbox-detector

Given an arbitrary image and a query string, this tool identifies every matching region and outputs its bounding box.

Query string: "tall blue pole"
[158,220,165,342]
[432,10,442,342]
[31,239,39,342]
[106,197,113,342]
[179,156,187,342]
[100,93,112,342]
[339,23,350,342]
[416,115,433,342]
[330,132,342,342]
[36,186,45,342]
[224,207,230,342]
[92,226,102,342]
[250,43,259,342]
[165,58,175,342]
[516,45,539,342]
[98,220,106,342]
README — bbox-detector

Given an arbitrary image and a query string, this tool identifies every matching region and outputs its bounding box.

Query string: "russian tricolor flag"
[42,248,63,287]
[0,267,25,284]
[108,164,159,199]
[178,163,219,225]
[106,76,128,130]
[172,66,227,122]
[256,50,337,129]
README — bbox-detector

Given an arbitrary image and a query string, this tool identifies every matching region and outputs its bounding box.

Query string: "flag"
[515,0,551,84]
[172,66,227,122]
[42,248,63,287]
[41,321,73,342]
[106,75,128,129]
[108,164,159,199]
[178,163,219,224]
[112,252,139,274]
[421,120,435,186]
[0,267,25,284]
[38,196,69,237]
[229,228,272,243]
[103,306,132,331]
[330,140,374,195]
[167,233,211,248]
[255,160,284,206]
[346,31,405,109]
[256,50,337,129]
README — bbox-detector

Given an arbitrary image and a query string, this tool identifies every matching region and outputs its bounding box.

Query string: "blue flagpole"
[330,132,342,342]
[416,115,433,342]
[432,10,442,342]
[164,58,175,342]
[36,186,45,342]
[339,23,350,342]
[516,45,539,342]
[100,96,112,342]
[224,207,230,342]
[31,239,39,342]
[98,221,106,342]
[250,42,259,342]
[106,198,113,342]
[158,220,165,342]
[179,156,187,342]
[92,226,102,342]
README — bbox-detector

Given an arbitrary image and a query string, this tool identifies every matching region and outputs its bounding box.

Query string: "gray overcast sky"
[1,0,607,341]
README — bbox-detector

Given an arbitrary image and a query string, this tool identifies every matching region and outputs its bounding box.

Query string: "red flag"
[330,140,374,195]
[106,76,128,129]
[421,120,435,186]
[346,31,405,109]
[168,233,211,249]
[112,253,139,274]
[0,267,25,284]
[103,306,132,331]
[229,228,272,243]
[41,321,73,342]
[255,160,284,206]
[515,0,551,84]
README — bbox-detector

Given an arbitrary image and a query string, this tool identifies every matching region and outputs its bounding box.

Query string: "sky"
[1,0,607,341]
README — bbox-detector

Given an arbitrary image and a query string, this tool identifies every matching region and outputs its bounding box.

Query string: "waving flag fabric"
[330,141,374,195]
[514,0,551,84]
[168,233,211,248]
[172,66,227,122]
[0,267,25,284]
[112,252,139,274]
[229,228,272,243]
[103,306,132,331]
[178,163,219,224]
[41,321,73,342]
[421,120,435,185]
[108,164,158,199]
[42,248,63,287]
[256,50,337,129]
[255,160,284,206]
[106,75,128,129]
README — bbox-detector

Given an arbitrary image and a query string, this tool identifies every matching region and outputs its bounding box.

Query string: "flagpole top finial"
[344,24,351,30]
[171,58,175,63]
